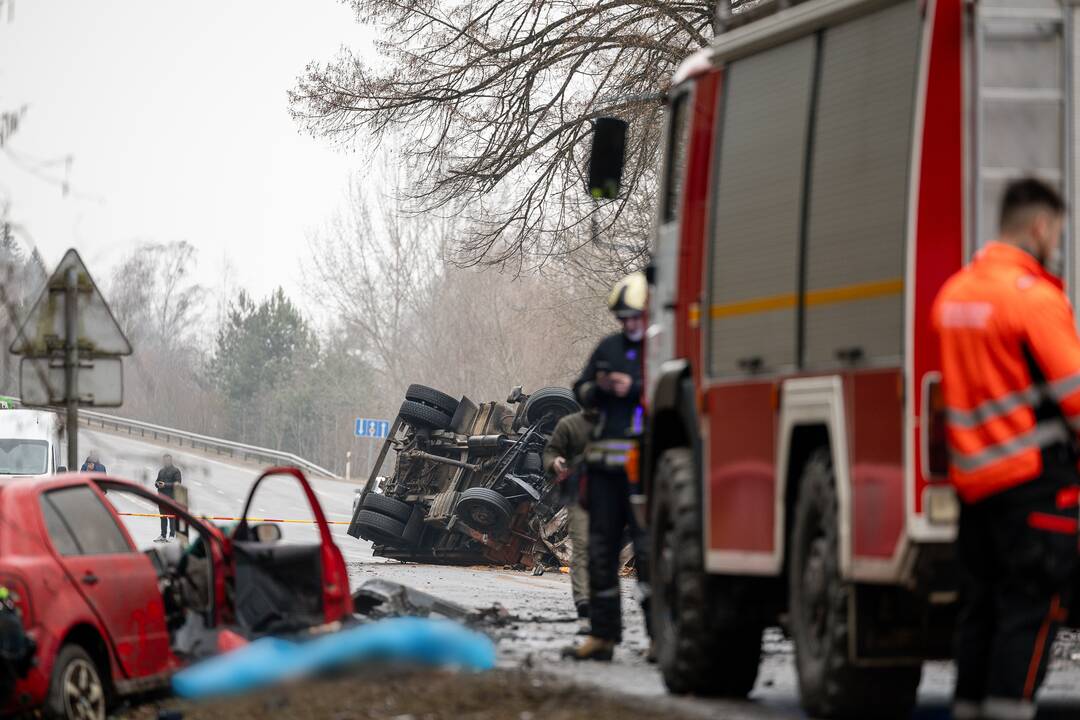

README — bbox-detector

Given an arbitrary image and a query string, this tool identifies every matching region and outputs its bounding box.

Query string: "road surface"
[82,426,1080,719]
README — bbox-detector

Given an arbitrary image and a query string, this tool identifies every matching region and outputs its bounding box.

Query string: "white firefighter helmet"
[607,271,647,318]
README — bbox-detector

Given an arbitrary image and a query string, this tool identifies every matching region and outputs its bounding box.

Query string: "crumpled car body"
[0,467,351,718]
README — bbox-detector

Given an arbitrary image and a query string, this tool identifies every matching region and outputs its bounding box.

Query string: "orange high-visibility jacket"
[932,242,1080,503]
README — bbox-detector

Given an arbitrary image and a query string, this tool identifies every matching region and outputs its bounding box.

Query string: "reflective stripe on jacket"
[932,242,1080,502]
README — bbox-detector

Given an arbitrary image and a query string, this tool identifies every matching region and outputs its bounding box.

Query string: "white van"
[0,408,66,477]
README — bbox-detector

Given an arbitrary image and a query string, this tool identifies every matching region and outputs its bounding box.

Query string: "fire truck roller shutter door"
[707,36,815,378]
[802,1,920,369]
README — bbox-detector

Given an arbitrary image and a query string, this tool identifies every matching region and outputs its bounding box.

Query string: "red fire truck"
[588,0,1077,717]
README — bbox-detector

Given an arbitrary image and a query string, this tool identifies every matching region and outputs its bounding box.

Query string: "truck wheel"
[405,384,459,417]
[789,449,920,720]
[455,487,513,533]
[397,400,453,430]
[523,387,580,430]
[651,447,763,697]
[353,509,409,546]
[45,644,106,720]
[361,492,414,523]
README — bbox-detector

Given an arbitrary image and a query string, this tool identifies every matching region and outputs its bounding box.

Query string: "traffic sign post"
[355,417,391,479]
[9,249,133,470]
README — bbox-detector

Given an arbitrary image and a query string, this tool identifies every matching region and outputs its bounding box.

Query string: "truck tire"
[789,449,921,720]
[45,644,106,720]
[651,447,763,697]
[455,487,514,533]
[361,492,414,523]
[397,400,453,430]
[523,387,579,429]
[405,384,459,417]
[353,509,409,546]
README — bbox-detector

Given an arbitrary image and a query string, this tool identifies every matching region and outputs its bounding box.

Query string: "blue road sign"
[355,418,391,439]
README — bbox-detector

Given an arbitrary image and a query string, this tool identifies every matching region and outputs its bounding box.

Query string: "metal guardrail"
[79,410,341,480]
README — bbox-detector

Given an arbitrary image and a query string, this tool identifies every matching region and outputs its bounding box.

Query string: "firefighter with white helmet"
[563,271,652,661]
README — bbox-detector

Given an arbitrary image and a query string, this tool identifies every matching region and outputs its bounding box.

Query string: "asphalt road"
[82,427,1080,719]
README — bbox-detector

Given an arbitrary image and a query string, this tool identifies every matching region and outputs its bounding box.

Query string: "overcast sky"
[0,0,374,306]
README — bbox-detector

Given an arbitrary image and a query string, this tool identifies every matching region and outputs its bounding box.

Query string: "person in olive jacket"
[154,453,182,542]
[543,409,597,634]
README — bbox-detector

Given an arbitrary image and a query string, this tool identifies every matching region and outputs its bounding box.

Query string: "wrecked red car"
[0,467,351,720]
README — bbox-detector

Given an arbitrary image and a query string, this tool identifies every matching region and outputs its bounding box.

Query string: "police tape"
[116,512,353,526]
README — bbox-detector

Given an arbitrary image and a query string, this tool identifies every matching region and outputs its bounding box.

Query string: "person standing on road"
[543,408,597,635]
[154,453,182,542]
[933,178,1080,720]
[563,272,651,662]
[80,452,105,473]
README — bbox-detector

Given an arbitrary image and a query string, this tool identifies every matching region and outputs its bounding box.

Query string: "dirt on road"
[118,669,684,720]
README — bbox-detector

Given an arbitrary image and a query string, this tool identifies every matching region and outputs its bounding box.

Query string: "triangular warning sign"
[9,248,133,357]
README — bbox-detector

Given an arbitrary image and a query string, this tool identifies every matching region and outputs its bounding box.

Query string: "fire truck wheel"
[353,510,409,546]
[405,384,459,417]
[397,400,453,430]
[789,449,920,720]
[651,447,763,697]
[361,492,414,523]
[455,487,514,533]
[45,644,107,720]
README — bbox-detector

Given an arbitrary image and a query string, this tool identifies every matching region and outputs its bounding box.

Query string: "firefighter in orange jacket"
[933,178,1080,720]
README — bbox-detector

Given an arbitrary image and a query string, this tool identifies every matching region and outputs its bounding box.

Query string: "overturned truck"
[348,384,580,568]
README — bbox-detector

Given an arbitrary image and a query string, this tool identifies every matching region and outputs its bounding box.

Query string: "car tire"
[789,449,921,720]
[455,487,514,533]
[397,400,453,430]
[651,447,763,697]
[353,509,409,546]
[405,384,459,417]
[361,492,414,523]
[45,644,106,720]
[523,387,580,430]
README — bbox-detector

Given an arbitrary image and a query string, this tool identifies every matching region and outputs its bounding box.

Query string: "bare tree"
[289,0,721,270]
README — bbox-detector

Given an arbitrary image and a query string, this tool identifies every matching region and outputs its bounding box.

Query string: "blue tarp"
[172,617,496,699]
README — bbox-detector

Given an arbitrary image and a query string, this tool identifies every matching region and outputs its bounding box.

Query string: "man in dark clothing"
[543,409,597,633]
[155,453,182,542]
[80,452,105,473]
[564,272,651,662]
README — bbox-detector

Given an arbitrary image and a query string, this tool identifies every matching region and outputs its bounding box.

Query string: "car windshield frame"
[0,439,50,475]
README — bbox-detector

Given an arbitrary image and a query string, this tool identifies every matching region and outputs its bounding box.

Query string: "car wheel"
[523,387,579,430]
[405,384,459,417]
[789,449,921,720]
[398,400,453,430]
[353,509,409,546]
[454,487,514,533]
[45,644,106,720]
[361,492,414,523]
[652,447,763,697]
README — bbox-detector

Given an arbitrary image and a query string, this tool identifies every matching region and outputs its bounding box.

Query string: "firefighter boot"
[561,636,615,661]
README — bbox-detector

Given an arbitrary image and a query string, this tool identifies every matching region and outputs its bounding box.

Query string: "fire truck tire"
[405,384,459,417]
[397,400,453,430]
[652,447,763,697]
[45,643,107,720]
[455,487,514,533]
[523,387,580,428]
[789,449,920,720]
[353,510,409,546]
[361,492,414,523]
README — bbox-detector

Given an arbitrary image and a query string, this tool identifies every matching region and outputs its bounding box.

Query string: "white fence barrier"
[79,410,341,480]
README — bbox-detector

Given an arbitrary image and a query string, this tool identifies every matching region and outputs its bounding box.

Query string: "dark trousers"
[585,467,651,642]
[158,501,175,537]
[955,459,1079,708]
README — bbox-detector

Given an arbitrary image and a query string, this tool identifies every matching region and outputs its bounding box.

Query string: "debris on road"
[349,384,580,569]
